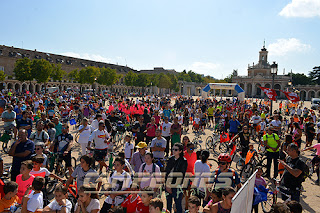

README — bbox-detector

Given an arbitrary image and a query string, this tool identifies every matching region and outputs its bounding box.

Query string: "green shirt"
[263,133,279,152]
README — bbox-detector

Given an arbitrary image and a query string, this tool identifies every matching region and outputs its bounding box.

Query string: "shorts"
[94,149,108,161]
[208,116,213,121]
[58,153,72,167]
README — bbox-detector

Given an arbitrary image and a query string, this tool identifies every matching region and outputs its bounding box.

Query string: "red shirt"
[135,201,149,213]
[184,151,197,175]
[121,194,141,213]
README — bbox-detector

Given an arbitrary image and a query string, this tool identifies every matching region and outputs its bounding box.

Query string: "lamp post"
[181,85,184,95]
[270,61,278,115]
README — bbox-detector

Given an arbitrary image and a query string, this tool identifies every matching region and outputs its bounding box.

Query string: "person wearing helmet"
[213,153,241,191]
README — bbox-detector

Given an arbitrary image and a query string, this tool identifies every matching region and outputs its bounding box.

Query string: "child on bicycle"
[101,157,132,211]
[43,184,72,213]
[30,156,64,182]
[30,142,47,167]
[65,155,101,191]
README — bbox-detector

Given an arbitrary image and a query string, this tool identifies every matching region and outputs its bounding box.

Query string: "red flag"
[281,90,300,102]
[260,87,277,101]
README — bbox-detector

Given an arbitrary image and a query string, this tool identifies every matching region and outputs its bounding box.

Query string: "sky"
[1,0,319,79]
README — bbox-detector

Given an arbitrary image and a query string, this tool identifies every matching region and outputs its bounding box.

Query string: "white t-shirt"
[75,198,100,213]
[78,125,93,144]
[91,119,99,130]
[138,163,161,189]
[297,108,302,116]
[47,199,72,213]
[30,167,51,177]
[88,129,111,150]
[124,142,134,159]
[161,122,172,137]
[27,191,43,212]
[270,120,281,127]
[105,171,132,205]
[193,160,210,192]
[251,115,261,124]
[194,117,200,124]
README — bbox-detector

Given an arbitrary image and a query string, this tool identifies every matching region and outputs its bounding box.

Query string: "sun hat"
[135,142,147,149]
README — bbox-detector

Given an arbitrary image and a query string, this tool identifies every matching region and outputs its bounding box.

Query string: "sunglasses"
[218,162,227,165]
[172,148,180,151]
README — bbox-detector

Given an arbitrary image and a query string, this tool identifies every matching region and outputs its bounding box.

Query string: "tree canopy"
[13,57,33,82]
[97,67,122,86]
[0,70,6,81]
[31,59,52,85]
[309,66,320,85]
[51,64,66,83]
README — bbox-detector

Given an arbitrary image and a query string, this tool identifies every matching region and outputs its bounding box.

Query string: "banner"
[281,90,300,102]
[260,87,277,101]
[231,170,257,213]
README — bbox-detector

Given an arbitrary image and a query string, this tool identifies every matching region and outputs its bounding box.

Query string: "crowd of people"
[0,90,317,213]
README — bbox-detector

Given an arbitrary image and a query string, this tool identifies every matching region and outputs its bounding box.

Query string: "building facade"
[232,46,291,99]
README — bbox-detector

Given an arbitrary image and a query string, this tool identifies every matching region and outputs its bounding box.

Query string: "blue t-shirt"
[12,139,35,171]
[16,118,33,137]
[163,109,171,118]
[229,119,240,133]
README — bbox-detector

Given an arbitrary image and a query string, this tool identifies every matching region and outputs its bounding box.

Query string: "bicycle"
[191,132,203,150]
[0,128,14,154]
[240,151,267,183]
[47,152,77,178]
[205,132,220,156]
[261,179,292,213]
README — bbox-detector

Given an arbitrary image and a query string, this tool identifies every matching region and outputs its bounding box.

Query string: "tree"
[51,64,67,88]
[167,73,179,92]
[287,73,310,85]
[97,67,122,88]
[135,73,150,93]
[157,73,172,89]
[124,71,138,88]
[79,66,100,85]
[0,70,6,81]
[14,57,33,83]
[31,59,52,91]
[68,69,80,82]
[309,66,320,85]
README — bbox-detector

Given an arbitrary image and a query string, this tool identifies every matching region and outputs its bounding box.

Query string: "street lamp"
[181,85,184,95]
[151,82,153,94]
[270,61,278,115]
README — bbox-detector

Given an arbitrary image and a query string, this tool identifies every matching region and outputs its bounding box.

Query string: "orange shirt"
[184,151,197,175]
[0,195,21,212]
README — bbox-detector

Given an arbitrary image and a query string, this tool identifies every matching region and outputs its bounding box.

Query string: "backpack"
[214,168,236,187]
[141,163,156,173]
[295,158,309,182]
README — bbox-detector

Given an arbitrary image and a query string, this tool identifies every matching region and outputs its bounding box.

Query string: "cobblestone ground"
[0,99,318,212]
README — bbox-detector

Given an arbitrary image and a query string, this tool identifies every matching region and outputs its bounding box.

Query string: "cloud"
[189,62,222,77]
[279,0,320,18]
[267,38,311,56]
[61,52,112,63]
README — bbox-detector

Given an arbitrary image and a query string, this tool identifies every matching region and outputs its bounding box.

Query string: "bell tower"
[259,40,268,64]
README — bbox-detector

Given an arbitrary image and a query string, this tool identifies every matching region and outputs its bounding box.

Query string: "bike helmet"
[218,153,231,163]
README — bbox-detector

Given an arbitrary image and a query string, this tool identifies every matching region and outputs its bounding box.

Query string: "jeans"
[280,187,301,202]
[266,151,279,178]
[166,188,183,213]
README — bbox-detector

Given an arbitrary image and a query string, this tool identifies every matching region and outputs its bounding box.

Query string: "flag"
[69,119,76,125]
[281,90,300,102]
[260,87,277,101]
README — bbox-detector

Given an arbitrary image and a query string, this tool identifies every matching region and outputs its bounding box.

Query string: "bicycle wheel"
[205,136,214,150]
[305,159,314,178]
[240,163,254,183]
[45,177,58,194]
[219,142,228,153]
[261,191,276,213]
[236,158,245,171]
